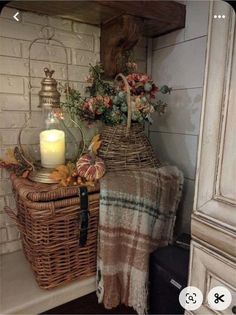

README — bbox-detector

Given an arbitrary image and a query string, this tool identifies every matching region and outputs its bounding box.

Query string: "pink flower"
[86,98,95,113]
[96,95,103,101]
[140,74,149,83]
[104,96,112,108]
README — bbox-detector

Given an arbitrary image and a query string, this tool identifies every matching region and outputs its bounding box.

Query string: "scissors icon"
[214,293,225,303]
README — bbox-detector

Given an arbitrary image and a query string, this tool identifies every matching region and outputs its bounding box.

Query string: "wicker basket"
[5,174,99,289]
[99,73,160,171]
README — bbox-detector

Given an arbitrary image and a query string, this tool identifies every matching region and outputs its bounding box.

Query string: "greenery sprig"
[86,63,114,97]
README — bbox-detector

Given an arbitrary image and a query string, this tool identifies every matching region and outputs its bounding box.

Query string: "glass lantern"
[18,68,82,183]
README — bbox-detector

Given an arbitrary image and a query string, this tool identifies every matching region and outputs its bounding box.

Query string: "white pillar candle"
[40,129,65,168]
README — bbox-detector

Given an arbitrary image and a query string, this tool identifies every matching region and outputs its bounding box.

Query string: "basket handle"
[4,206,23,231]
[114,73,132,136]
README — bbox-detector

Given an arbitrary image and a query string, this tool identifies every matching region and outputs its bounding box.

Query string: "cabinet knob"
[232,306,236,314]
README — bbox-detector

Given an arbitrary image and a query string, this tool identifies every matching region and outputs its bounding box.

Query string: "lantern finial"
[38,68,60,108]
[44,67,55,78]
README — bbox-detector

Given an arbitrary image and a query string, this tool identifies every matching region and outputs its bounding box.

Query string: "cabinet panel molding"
[193,1,236,229]
[192,214,236,261]
[215,10,236,204]
[187,242,236,315]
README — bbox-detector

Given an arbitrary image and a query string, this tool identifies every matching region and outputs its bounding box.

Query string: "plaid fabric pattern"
[97,166,183,315]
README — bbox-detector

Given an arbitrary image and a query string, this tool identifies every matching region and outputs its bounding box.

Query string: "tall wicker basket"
[99,74,160,171]
[5,174,99,289]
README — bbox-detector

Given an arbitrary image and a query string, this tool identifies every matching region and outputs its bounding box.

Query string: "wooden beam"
[101,14,143,78]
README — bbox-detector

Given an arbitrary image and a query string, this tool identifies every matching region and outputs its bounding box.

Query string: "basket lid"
[10,174,99,202]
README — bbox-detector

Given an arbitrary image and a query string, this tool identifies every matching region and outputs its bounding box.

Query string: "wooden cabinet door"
[188,1,236,314]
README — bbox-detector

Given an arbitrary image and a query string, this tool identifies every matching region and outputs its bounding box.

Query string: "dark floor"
[42,292,136,314]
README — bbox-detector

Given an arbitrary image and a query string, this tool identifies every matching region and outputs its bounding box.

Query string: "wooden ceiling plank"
[8,0,185,35]
[7,1,122,25]
[95,0,185,27]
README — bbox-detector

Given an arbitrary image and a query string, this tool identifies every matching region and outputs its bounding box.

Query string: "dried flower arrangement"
[60,63,171,126]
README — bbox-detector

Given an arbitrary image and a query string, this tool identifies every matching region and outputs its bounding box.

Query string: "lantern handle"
[28,26,69,117]
[41,25,55,40]
[69,117,86,156]
[17,114,36,171]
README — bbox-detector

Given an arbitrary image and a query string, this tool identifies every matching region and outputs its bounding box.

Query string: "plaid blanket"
[96,166,184,315]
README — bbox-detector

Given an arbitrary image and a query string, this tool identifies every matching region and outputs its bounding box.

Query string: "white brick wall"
[0,7,101,255]
[0,7,147,254]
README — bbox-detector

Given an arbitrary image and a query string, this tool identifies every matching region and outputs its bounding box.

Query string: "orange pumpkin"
[76,154,105,181]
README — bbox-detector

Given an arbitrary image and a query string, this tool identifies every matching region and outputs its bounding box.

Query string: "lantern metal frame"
[18,26,85,183]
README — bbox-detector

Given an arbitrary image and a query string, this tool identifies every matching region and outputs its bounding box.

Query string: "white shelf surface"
[0,250,96,315]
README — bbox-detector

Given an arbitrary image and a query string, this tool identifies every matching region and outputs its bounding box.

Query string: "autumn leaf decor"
[88,134,102,155]
[49,162,82,187]
[0,147,32,177]
[49,134,105,187]
[0,148,18,171]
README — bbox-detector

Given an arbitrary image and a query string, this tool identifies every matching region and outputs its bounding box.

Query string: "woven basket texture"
[99,123,160,171]
[98,73,160,171]
[6,174,99,290]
